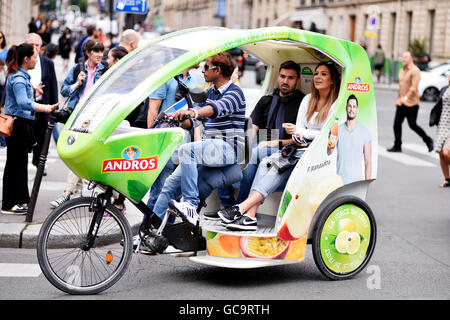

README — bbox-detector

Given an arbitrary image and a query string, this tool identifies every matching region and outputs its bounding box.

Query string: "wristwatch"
[190,108,199,119]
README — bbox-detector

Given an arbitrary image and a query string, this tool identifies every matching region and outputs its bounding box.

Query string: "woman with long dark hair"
[1,43,59,214]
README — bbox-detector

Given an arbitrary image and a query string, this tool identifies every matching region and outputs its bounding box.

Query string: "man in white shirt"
[26,33,59,174]
[336,94,372,184]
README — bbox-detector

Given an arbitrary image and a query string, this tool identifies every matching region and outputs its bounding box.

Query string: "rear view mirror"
[189,87,207,103]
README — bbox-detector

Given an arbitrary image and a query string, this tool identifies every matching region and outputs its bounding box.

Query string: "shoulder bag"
[0,79,15,137]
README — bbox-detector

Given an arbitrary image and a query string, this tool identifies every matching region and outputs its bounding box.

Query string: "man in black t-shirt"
[215,60,305,208]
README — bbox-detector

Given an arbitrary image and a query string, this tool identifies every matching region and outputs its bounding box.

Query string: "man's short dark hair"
[347,94,358,106]
[279,60,300,77]
[211,51,235,78]
[87,25,96,37]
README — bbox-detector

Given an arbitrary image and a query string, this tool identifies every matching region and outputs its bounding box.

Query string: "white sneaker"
[50,193,70,208]
[168,200,199,227]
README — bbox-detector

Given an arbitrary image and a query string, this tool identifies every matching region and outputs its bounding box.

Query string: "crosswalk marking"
[0,263,41,277]
[378,144,436,167]
[402,143,439,160]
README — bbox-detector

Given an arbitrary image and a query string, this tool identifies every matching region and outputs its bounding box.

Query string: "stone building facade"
[325,0,450,61]
[0,0,40,47]
[146,0,449,62]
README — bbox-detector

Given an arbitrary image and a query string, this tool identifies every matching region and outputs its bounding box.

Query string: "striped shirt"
[201,81,246,155]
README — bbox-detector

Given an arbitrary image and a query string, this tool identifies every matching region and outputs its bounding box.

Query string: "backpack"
[125,98,149,129]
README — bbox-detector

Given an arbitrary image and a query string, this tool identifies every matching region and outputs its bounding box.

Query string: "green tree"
[408,38,427,58]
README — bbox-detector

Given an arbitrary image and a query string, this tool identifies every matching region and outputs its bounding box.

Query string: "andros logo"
[347,77,370,92]
[102,146,158,173]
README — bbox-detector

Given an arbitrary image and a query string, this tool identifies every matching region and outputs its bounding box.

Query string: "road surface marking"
[0,263,42,277]
[378,145,436,167]
[402,143,439,160]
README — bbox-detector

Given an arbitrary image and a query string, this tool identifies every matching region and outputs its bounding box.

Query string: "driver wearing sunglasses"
[152,51,247,226]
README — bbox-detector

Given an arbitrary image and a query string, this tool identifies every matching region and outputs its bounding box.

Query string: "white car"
[419,63,450,101]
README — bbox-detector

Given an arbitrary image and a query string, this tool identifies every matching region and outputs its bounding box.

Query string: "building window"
[390,12,397,57]
[406,11,412,47]
[350,15,356,42]
[428,9,435,54]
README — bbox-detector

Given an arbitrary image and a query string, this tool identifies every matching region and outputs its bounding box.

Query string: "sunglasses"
[203,64,217,71]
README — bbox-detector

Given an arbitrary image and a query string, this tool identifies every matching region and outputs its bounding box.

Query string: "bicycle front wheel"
[37,197,133,295]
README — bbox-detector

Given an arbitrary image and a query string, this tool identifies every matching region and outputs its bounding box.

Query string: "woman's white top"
[295,93,336,140]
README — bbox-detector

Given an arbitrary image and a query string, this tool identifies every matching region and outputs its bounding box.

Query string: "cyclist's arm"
[147,99,162,128]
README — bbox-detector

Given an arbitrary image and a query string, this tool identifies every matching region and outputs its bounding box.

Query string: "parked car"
[419,62,450,101]
[227,47,246,77]
[244,53,260,67]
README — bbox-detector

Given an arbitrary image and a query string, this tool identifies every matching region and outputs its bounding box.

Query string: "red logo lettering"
[102,156,158,173]
[347,82,370,92]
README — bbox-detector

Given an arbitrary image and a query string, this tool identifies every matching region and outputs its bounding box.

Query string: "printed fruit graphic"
[207,233,242,258]
[277,196,313,241]
[309,173,344,214]
[335,231,350,253]
[284,237,307,261]
[339,218,357,233]
[240,236,290,259]
[346,232,361,255]
[334,230,360,255]
[327,118,339,149]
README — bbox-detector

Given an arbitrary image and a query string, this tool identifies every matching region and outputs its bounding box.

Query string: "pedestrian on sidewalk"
[1,43,58,215]
[58,27,72,72]
[373,44,385,83]
[26,33,59,174]
[50,40,105,208]
[387,51,433,153]
[0,57,7,149]
[433,75,450,188]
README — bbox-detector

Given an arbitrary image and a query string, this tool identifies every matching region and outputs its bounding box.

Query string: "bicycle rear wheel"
[37,197,133,295]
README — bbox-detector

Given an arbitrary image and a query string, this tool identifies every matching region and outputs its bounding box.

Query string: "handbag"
[429,99,442,127]
[269,143,302,173]
[0,80,14,137]
[0,111,14,137]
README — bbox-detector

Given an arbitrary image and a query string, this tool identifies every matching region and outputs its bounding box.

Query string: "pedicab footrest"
[200,213,277,237]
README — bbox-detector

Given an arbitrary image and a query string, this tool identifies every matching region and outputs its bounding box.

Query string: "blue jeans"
[218,145,278,205]
[153,139,237,219]
[0,136,6,147]
[251,149,306,200]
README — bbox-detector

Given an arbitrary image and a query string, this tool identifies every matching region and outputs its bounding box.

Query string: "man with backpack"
[74,25,98,64]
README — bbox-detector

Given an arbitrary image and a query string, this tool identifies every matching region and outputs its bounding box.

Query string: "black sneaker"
[426,138,434,152]
[203,211,221,221]
[217,205,243,224]
[387,146,402,152]
[1,204,27,215]
[226,214,257,231]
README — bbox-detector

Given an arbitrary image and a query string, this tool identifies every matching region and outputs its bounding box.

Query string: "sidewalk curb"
[0,202,144,249]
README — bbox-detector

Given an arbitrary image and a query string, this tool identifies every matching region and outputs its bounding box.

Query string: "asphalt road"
[0,65,449,302]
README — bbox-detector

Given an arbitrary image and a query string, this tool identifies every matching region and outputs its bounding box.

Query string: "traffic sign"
[115,0,148,15]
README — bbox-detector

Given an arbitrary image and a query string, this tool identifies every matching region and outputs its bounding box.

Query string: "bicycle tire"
[311,196,377,280]
[37,197,133,295]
